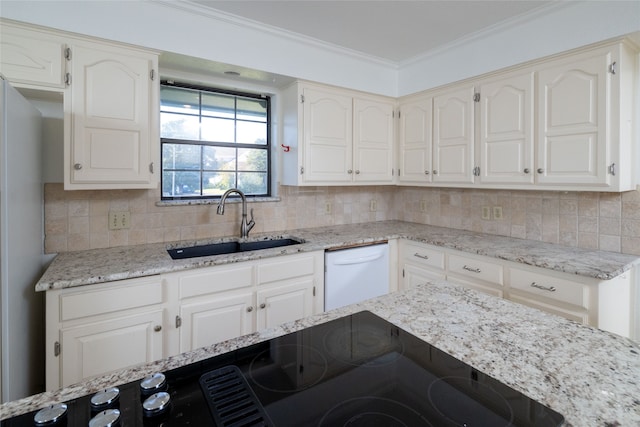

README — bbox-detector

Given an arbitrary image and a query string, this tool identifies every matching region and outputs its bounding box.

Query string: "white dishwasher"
[324,242,389,310]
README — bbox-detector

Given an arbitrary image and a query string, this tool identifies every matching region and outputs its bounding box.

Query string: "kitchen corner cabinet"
[281,82,395,186]
[45,276,165,390]
[397,39,638,192]
[65,40,159,190]
[163,251,324,356]
[398,239,633,338]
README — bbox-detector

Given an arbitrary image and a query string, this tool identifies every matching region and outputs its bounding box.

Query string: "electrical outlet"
[481,206,491,220]
[493,206,503,220]
[325,202,332,214]
[370,199,377,212]
[108,211,130,230]
[420,200,428,212]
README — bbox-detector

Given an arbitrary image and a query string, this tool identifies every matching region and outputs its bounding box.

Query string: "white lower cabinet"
[398,239,633,338]
[46,251,324,391]
[46,276,165,390]
[165,251,323,357]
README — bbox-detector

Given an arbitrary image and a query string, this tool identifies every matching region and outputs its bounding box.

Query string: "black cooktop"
[2,311,565,426]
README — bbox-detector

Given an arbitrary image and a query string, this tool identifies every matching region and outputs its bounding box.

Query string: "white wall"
[398,0,640,95]
[2,1,639,97]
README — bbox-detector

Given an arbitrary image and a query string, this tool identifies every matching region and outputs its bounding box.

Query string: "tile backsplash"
[44,183,640,256]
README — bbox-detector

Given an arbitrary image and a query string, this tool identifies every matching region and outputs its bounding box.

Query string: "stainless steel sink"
[167,238,304,260]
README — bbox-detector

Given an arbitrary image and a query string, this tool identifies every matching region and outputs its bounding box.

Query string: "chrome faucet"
[216,188,255,238]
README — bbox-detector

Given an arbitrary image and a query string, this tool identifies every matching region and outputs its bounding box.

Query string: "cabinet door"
[537,51,609,185]
[302,87,352,182]
[179,290,253,353]
[256,279,314,330]
[60,310,163,387]
[402,264,445,290]
[479,72,534,184]
[433,86,475,183]
[0,23,67,88]
[398,97,432,183]
[353,98,394,183]
[68,43,158,188]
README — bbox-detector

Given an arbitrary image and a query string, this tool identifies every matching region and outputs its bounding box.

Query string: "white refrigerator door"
[324,243,389,311]
[0,79,44,402]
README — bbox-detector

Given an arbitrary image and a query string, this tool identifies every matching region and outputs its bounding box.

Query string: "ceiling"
[188,0,554,63]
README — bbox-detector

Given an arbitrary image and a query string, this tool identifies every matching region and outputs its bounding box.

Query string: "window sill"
[156,196,281,207]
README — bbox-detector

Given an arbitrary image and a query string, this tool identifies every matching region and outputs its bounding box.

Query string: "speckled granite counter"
[36,220,639,291]
[3,281,639,425]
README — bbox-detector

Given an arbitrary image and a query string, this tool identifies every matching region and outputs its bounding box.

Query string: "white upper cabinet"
[478,71,535,185]
[301,85,353,182]
[66,41,159,189]
[0,21,67,89]
[432,86,475,184]
[535,43,635,191]
[398,39,637,192]
[282,81,395,186]
[397,96,433,184]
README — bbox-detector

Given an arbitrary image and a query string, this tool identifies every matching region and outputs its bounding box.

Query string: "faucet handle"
[247,208,256,231]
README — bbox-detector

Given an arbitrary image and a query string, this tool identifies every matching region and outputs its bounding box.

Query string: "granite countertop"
[36,220,640,291]
[3,280,639,425]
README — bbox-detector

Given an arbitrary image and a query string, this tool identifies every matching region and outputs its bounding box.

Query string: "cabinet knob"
[259,303,266,309]
[347,169,353,174]
[355,170,360,175]
[247,306,254,312]
[424,170,430,175]
[537,168,544,174]
[153,325,162,332]
[74,163,83,170]
[523,168,530,174]
[432,170,438,175]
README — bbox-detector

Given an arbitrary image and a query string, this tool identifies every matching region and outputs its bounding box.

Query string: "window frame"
[160,81,272,200]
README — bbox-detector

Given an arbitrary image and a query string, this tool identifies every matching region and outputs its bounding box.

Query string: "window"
[160,82,271,199]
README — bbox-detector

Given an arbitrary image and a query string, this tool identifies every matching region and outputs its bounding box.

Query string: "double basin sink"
[168,237,304,260]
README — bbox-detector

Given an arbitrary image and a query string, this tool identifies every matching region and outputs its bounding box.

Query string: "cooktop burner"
[1,311,565,427]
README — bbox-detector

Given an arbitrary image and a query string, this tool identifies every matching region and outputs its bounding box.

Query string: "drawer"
[60,276,162,321]
[178,264,254,299]
[448,253,503,285]
[402,241,445,271]
[508,267,588,308]
[257,252,318,285]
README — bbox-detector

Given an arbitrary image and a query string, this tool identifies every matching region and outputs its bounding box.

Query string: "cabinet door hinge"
[150,69,156,81]
[300,166,304,175]
[64,47,72,61]
[64,73,71,86]
[175,315,182,328]
[313,286,316,297]
[54,341,61,357]
[149,162,154,174]
[398,110,401,119]
[608,163,616,176]
[300,94,305,103]
[473,93,480,102]
[402,269,405,278]
[609,62,617,75]
[392,168,394,176]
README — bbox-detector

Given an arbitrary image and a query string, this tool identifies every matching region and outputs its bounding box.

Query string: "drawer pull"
[413,253,429,260]
[462,265,481,273]
[530,282,556,292]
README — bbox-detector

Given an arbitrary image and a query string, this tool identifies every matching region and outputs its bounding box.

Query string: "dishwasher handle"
[331,253,385,265]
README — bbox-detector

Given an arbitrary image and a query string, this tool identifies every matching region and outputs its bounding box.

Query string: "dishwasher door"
[324,243,389,311]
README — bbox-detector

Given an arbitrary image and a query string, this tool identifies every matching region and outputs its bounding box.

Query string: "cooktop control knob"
[33,403,68,425]
[90,387,120,411]
[88,409,121,427]
[142,391,171,417]
[139,373,167,395]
